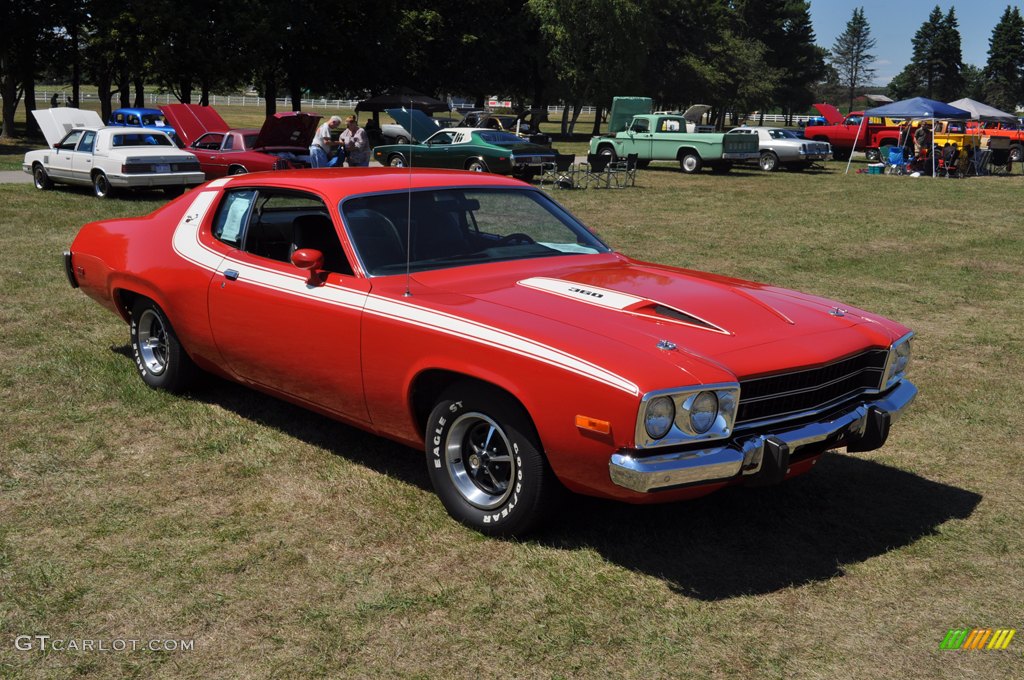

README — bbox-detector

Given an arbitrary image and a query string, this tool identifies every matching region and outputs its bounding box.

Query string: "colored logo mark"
[940,628,1016,650]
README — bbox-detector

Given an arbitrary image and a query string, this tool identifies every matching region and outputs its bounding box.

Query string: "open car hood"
[608,97,654,133]
[681,105,712,123]
[160,104,229,147]
[812,103,845,125]
[31,108,103,147]
[254,112,321,149]
[386,108,446,144]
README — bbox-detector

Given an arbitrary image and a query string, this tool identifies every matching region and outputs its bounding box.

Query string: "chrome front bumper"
[609,380,917,493]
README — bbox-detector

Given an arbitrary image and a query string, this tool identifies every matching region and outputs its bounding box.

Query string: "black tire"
[130,299,196,393]
[32,164,53,190]
[466,159,488,172]
[864,148,881,162]
[1010,145,1023,163]
[679,151,702,174]
[228,165,248,176]
[163,186,185,197]
[597,146,617,162]
[395,135,410,145]
[425,383,559,536]
[92,172,113,198]
[759,151,779,172]
[388,154,406,167]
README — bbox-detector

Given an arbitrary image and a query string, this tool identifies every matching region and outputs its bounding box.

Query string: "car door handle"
[223,269,239,281]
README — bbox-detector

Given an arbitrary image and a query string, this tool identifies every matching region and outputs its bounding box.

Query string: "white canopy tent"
[946,98,1018,124]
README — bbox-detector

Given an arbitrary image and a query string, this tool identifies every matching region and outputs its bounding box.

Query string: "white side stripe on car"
[171,191,640,395]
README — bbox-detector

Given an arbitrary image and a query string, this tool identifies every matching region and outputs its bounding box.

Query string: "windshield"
[111,133,174,147]
[768,129,800,139]
[141,114,166,126]
[341,188,609,276]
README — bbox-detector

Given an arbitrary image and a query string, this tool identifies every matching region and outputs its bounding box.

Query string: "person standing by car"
[310,116,342,168]
[340,115,370,167]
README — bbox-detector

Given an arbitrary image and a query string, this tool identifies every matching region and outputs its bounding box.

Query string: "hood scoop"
[517,277,730,335]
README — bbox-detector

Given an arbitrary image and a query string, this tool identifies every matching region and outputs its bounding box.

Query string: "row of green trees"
[829,5,1024,114]
[1,0,827,138]
[3,2,1024,140]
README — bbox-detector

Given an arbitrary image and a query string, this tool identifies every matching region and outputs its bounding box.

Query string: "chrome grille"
[736,349,888,425]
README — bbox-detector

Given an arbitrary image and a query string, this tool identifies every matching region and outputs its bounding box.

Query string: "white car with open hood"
[23,108,204,198]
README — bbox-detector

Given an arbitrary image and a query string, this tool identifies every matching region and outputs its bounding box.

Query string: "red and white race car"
[65,169,916,535]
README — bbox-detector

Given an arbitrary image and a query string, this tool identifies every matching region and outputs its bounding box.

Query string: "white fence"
[24,91,814,123]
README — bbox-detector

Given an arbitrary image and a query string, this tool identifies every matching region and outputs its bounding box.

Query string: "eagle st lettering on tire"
[425,384,557,536]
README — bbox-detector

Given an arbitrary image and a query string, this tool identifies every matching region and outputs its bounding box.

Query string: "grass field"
[1,165,1023,678]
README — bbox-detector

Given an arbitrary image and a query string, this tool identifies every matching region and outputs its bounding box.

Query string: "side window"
[78,131,97,153]
[222,135,234,150]
[115,113,125,124]
[631,118,650,133]
[129,115,140,125]
[212,190,257,247]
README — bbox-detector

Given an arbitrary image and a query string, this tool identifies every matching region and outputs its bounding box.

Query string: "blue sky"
[808,1,1007,84]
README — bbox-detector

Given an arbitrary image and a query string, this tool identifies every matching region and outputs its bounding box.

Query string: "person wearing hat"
[310,116,342,168]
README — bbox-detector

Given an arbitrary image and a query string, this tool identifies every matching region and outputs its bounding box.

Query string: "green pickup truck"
[589,97,760,173]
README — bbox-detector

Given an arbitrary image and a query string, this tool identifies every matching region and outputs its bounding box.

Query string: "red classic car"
[64,169,916,535]
[161,104,319,177]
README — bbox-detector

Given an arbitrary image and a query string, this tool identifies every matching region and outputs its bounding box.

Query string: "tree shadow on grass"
[113,347,980,599]
[533,454,981,600]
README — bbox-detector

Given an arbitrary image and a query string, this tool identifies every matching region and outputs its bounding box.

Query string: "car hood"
[386,108,446,143]
[254,112,321,149]
[812,103,845,125]
[412,257,904,382]
[31,108,103,147]
[681,104,712,124]
[160,104,229,147]
[607,97,654,133]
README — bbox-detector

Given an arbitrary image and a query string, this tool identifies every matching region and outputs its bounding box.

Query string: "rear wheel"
[92,172,113,198]
[32,164,53,190]
[228,165,248,175]
[679,151,702,174]
[425,383,559,536]
[130,299,196,393]
[1010,145,1022,163]
[759,151,779,172]
[864,148,881,162]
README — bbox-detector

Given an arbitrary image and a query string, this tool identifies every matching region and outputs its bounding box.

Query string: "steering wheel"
[498,232,535,246]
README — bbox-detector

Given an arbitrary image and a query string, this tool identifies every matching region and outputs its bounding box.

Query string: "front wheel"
[130,299,196,393]
[864,148,881,162]
[759,151,779,172]
[466,159,489,172]
[597,146,617,162]
[395,135,410,145]
[33,164,53,190]
[388,154,406,167]
[92,172,113,198]
[425,384,559,536]
[679,151,703,174]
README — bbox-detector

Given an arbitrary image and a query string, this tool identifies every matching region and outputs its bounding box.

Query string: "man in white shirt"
[310,116,341,168]
[340,115,371,167]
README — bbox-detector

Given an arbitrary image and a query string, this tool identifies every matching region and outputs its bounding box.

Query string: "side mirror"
[291,248,325,286]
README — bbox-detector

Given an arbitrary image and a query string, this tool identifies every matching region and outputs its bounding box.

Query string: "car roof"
[202,167,527,197]
[112,107,164,115]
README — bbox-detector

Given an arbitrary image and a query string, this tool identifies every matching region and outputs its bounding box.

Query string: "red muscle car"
[64,169,916,535]
[161,104,320,178]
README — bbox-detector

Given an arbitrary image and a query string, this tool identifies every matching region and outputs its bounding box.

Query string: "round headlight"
[644,396,675,439]
[689,391,719,434]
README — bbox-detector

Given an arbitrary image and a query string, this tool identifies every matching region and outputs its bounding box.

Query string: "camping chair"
[607,153,639,188]
[940,143,961,178]
[965,147,988,176]
[884,146,906,175]
[987,137,1012,175]
[579,153,613,189]
[538,153,578,189]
